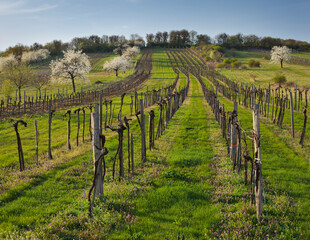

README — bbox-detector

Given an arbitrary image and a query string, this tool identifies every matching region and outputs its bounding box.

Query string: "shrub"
[250,73,256,82]
[248,59,260,67]
[204,56,212,61]
[273,73,287,83]
[231,61,242,68]
[263,54,271,60]
[216,62,226,68]
[223,58,232,64]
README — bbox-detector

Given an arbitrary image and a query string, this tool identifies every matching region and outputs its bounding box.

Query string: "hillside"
[0,49,309,239]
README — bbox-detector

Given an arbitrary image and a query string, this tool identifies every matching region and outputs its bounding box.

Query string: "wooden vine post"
[124,117,132,174]
[48,99,53,159]
[299,107,307,146]
[118,93,126,121]
[140,99,146,163]
[74,108,81,146]
[290,92,295,138]
[64,110,71,150]
[148,110,155,150]
[34,120,39,165]
[82,107,86,143]
[91,105,104,197]
[131,131,134,174]
[230,102,238,169]
[13,120,27,171]
[99,93,103,134]
[267,83,271,119]
[253,104,263,221]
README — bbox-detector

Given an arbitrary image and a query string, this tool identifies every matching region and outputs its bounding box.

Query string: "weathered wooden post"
[48,99,53,159]
[124,117,132,174]
[74,108,81,146]
[140,99,146,163]
[64,110,71,150]
[131,131,134,174]
[130,95,133,116]
[149,110,155,150]
[294,85,297,111]
[104,100,108,130]
[253,104,263,221]
[110,104,115,126]
[34,120,39,165]
[299,108,307,146]
[91,105,103,197]
[99,93,103,134]
[118,93,126,121]
[13,120,27,171]
[290,92,295,138]
[230,102,238,169]
[82,107,86,143]
[267,83,271,119]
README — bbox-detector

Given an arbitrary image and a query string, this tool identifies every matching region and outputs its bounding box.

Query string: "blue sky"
[0,0,309,51]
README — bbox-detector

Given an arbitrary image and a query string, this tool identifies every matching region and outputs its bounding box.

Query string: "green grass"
[0,52,142,100]
[218,50,310,89]
[292,52,310,59]
[109,76,219,239]
[0,48,309,239]
[201,76,310,238]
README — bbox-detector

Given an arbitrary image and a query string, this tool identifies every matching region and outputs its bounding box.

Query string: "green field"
[0,49,309,239]
[218,50,310,89]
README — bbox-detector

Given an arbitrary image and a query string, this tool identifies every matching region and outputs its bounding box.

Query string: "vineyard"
[0,49,309,239]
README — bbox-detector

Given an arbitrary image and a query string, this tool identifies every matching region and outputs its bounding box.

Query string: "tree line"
[1,30,309,59]
[146,30,310,51]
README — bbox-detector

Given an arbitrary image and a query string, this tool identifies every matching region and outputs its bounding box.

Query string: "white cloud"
[0,0,57,15]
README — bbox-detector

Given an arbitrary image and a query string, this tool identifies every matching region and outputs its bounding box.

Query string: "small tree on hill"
[122,46,140,59]
[103,56,132,77]
[50,50,91,92]
[31,71,50,99]
[22,49,50,63]
[270,46,291,68]
[2,58,33,102]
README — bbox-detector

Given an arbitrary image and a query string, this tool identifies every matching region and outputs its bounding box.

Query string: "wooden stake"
[140,99,146,163]
[48,99,53,159]
[253,104,263,221]
[91,105,103,197]
[290,92,295,138]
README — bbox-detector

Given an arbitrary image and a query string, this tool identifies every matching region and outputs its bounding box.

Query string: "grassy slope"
[219,50,310,89]
[0,49,308,239]
[0,52,141,100]
[0,48,176,234]
[201,75,310,237]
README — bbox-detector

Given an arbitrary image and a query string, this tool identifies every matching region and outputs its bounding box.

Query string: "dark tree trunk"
[18,87,21,103]
[71,76,76,92]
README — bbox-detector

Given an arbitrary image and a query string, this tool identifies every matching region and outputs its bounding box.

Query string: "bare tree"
[2,58,33,102]
[31,71,50,99]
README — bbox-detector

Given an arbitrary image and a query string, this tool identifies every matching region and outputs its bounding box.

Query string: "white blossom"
[0,54,16,71]
[122,46,140,59]
[50,50,91,92]
[103,56,132,76]
[270,46,291,68]
[22,49,50,63]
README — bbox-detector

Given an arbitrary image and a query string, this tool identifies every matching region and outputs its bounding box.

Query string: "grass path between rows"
[108,75,228,239]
